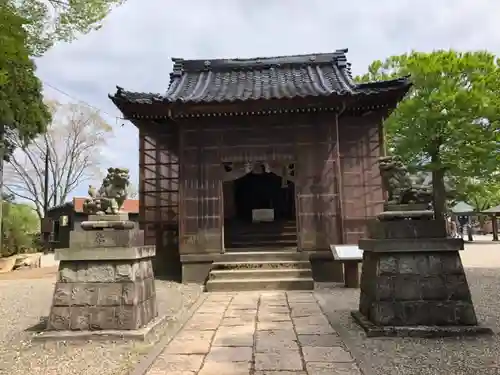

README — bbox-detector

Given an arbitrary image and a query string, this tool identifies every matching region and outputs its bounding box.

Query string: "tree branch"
[4,102,112,219]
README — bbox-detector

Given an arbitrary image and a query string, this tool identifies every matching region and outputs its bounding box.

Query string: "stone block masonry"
[357,250,476,327]
[352,206,492,337]
[46,213,158,332]
[48,258,157,330]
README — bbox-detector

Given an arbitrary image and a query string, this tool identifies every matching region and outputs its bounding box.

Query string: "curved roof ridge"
[171,49,349,73]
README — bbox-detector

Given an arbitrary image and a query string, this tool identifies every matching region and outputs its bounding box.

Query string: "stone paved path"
[147,291,362,375]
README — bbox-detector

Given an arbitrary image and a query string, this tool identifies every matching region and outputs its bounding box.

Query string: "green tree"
[456,178,500,212]
[0,1,51,150]
[357,50,500,223]
[0,2,52,253]
[2,200,40,257]
[9,0,126,56]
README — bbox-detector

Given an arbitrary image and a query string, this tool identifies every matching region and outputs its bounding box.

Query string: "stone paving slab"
[145,291,362,375]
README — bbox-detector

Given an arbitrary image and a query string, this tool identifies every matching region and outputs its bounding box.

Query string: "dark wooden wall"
[340,114,385,244]
[295,113,338,250]
[139,110,385,263]
[179,122,223,255]
[139,121,181,279]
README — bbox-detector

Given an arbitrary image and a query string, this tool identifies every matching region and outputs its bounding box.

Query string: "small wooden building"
[47,198,139,249]
[110,49,411,283]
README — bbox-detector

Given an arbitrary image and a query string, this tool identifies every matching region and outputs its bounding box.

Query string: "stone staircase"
[205,250,314,292]
[224,220,298,251]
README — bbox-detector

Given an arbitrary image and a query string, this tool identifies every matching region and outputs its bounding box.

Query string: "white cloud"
[35,0,500,198]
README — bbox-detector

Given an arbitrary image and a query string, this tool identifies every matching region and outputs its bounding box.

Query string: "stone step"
[225,223,297,235]
[226,239,298,248]
[224,246,298,253]
[212,260,311,270]
[209,268,312,280]
[226,225,297,233]
[226,231,297,240]
[205,277,314,292]
[218,251,306,262]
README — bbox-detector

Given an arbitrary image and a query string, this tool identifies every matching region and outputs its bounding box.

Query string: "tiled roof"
[48,198,139,214]
[73,198,139,213]
[109,49,411,106]
[483,204,500,214]
[450,201,475,214]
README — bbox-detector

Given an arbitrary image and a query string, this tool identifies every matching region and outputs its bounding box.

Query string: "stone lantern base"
[47,246,157,331]
[352,210,492,338]
[37,214,160,340]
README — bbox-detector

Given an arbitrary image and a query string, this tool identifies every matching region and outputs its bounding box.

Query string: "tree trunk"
[0,125,4,255]
[43,145,50,254]
[493,214,498,241]
[431,153,447,233]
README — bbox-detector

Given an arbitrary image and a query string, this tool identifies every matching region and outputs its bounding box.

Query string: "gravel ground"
[316,266,500,375]
[0,278,203,375]
[2,241,499,375]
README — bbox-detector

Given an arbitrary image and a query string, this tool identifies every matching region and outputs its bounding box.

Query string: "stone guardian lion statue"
[83,167,130,215]
[378,156,432,205]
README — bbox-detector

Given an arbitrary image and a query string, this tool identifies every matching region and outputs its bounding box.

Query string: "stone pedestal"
[46,214,158,332]
[344,261,360,288]
[351,207,492,337]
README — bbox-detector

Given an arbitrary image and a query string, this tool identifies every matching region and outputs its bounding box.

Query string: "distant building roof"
[483,204,500,214]
[48,198,139,214]
[450,201,475,214]
[109,49,411,115]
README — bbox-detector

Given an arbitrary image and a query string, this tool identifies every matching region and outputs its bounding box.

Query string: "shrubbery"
[1,199,40,257]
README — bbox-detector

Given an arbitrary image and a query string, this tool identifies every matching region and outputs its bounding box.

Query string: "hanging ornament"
[244,162,252,174]
[281,164,288,188]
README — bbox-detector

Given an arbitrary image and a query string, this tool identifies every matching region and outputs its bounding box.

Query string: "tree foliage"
[9,0,127,56]
[456,178,500,212]
[357,50,500,218]
[0,1,51,157]
[4,101,113,219]
[1,199,40,257]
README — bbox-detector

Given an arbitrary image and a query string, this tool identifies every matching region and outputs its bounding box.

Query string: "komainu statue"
[378,156,432,205]
[83,168,130,215]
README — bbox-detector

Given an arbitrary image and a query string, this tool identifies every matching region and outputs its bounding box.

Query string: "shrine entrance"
[222,162,297,251]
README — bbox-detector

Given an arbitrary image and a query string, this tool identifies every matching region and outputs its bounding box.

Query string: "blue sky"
[34,0,500,199]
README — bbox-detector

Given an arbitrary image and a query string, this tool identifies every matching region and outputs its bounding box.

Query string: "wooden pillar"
[467,216,473,242]
[493,214,498,242]
[334,112,345,244]
[178,123,185,251]
[293,118,302,251]
[155,132,161,239]
[344,261,360,288]
[223,181,235,219]
[138,128,145,232]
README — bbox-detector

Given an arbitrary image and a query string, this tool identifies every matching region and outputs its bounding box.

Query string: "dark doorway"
[224,165,297,251]
[233,171,295,222]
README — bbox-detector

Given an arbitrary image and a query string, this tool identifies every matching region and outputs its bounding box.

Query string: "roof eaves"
[47,201,74,213]
[109,86,170,105]
[355,75,412,91]
[483,204,500,214]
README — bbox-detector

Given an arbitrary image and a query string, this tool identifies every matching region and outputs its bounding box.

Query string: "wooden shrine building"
[110,49,411,283]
